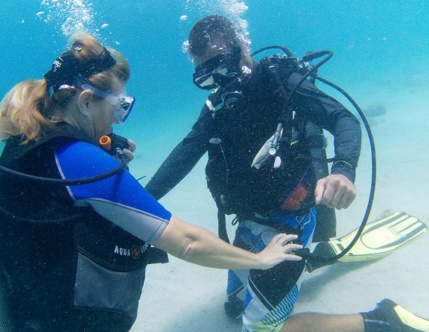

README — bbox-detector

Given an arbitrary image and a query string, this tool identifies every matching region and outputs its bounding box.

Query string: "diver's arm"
[153,216,303,270]
[310,107,359,209]
[145,109,213,200]
[289,73,362,182]
[56,141,172,243]
[55,141,303,269]
[287,74,361,209]
[144,140,205,200]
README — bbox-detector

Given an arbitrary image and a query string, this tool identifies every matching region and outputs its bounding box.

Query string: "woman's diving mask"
[83,85,135,124]
[73,75,135,124]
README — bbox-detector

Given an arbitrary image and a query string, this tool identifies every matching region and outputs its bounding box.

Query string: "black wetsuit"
[146,61,361,211]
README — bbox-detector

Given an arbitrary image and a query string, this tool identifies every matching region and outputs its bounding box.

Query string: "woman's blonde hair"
[0,32,130,144]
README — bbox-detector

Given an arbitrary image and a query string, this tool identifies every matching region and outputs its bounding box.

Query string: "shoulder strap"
[1,123,95,165]
[256,57,297,166]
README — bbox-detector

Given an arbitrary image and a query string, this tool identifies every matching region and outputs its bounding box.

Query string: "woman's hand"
[154,216,303,271]
[256,233,303,270]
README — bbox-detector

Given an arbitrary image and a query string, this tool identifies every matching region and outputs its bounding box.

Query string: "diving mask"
[87,86,135,124]
[74,76,135,124]
[193,53,241,90]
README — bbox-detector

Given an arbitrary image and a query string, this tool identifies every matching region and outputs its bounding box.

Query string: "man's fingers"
[122,149,134,162]
[127,139,136,152]
[314,178,326,205]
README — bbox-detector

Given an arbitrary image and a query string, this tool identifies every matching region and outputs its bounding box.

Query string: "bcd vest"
[204,63,318,217]
[0,124,149,330]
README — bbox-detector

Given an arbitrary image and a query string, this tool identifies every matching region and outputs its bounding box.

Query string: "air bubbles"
[182,40,190,53]
[183,0,251,51]
[40,0,96,37]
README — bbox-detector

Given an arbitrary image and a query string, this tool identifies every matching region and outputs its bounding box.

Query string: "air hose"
[296,75,376,268]
[0,134,129,185]
[251,46,377,267]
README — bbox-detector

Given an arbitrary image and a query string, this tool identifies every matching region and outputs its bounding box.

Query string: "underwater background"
[1,1,428,331]
[1,0,428,170]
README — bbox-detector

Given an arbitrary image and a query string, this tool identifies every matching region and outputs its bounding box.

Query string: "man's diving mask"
[74,76,135,124]
[193,53,242,90]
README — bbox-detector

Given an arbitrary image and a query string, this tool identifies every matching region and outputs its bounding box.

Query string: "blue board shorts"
[227,208,316,332]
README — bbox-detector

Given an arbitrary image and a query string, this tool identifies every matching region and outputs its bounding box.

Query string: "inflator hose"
[296,76,376,267]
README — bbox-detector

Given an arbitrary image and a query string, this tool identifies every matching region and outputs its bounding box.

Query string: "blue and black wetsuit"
[0,124,171,331]
[145,60,361,331]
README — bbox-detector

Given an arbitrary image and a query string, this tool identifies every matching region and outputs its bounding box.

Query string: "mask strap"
[44,47,116,93]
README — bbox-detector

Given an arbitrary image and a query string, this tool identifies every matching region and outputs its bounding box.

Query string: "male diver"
[145,15,429,332]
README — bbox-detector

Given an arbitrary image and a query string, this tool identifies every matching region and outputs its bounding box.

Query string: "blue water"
[1,1,428,166]
[1,1,429,330]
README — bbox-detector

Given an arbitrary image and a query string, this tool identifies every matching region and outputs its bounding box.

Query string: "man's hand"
[121,139,136,163]
[314,174,356,210]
